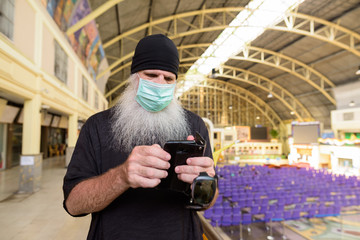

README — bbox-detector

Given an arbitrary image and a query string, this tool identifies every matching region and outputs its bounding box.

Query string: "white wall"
[333,80,360,110]
[13,0,35,61]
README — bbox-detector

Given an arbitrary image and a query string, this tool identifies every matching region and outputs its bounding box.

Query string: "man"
[63,34,217,240]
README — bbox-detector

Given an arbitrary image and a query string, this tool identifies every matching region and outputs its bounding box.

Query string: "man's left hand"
[174,135,215,184]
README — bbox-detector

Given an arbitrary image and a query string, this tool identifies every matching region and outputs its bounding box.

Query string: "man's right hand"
[117,144,171,188]
[66,144,171,215]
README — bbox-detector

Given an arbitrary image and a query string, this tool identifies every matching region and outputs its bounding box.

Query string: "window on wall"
[82,76,88,102]
[225,135,233,141]
[94,91,99,109]
[0,0,15,40]
[54,41,68,84]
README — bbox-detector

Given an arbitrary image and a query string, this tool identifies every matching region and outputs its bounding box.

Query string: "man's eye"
[146,73,157,78]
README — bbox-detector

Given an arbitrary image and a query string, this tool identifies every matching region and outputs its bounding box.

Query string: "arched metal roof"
[87,0,360,128]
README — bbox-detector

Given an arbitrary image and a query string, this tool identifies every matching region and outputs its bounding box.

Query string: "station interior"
[0,0,360,239]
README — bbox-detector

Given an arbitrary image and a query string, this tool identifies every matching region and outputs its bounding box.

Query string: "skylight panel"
[178,0,304,95]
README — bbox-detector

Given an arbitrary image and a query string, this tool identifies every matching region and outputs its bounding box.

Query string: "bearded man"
[63,34,217,240]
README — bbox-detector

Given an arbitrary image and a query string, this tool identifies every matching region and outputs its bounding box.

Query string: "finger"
[131,175,161,188]
[140,155,171,170]
[175,165,202,175]
[186,157,214,168]
[177,173,197,184]
[175,164,215,177]
[187,135,195,141]
[138,166,168,179]
[136,145,171,161]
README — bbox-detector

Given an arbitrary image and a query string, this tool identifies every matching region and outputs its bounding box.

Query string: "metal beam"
[179,78,284,128]
[106,43,335,106]
[98,52,134,80]
[105,79,127,99]
[230,46,336,105]
[99,8,360,79]
[107,43,210,79]
[216,65,313,121]
[177,64,312,122]
[66,0,125,36]
[102,7,243,49]
[103,44,212,95]
[270,12,360,57]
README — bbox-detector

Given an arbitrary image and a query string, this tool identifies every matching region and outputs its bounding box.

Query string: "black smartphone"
[157,132,206,193]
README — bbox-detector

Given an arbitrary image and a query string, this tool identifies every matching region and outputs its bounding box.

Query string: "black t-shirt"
[63,108,213,240]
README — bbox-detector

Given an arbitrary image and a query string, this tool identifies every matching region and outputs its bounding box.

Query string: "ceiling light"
[229,105,233,109]
[41,104,50,110]
[290,111,295,115]
[356,66,360,75]
[256,116,260,120]
[349,101,355,107]
[40,104,50,114]
[267,92,273,98]
[211,68,217,78]
[187,0,305,76]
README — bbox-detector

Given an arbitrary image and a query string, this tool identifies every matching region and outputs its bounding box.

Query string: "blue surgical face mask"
[135,76,176,112]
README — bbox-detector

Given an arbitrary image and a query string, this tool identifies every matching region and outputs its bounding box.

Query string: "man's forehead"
[141,69,176,78]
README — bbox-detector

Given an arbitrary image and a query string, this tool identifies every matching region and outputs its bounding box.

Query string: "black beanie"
[131,34,179,78]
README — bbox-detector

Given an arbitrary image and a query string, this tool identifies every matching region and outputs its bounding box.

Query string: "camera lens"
[193,178,216,205]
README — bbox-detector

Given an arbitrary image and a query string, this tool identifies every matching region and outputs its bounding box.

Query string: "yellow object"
[213,140,239,166]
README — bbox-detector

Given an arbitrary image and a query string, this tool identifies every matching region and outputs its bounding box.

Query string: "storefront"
[40,113,68,158]
[7,123,22,168]
[0,123,6,170]
[0,100,22,170]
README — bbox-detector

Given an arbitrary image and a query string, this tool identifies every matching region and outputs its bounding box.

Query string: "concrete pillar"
[19,154,42,193]
[22,95,41,154]
[19,95,42,193]
[279,124,289,155]
[66,112,78,167]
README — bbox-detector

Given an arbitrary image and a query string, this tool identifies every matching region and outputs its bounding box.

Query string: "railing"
[198,213,224,240]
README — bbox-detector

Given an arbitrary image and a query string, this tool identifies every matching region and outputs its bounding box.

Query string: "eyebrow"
[143,72,175,81]
[164,76,175,81]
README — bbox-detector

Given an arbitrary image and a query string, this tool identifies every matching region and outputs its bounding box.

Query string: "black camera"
[188,172,217,210]
[157,132,206,193]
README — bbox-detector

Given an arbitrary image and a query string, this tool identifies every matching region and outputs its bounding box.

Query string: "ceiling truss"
[216,65,313,121]
[230,46,336,105]
[98,7,360,80]
[180,78,284,128]
[271,12,360,57]
[107,63,312,122]
[106,43,336,107]
[175,64,312,121]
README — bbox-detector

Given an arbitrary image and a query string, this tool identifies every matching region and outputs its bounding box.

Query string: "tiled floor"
[0,156,90,240]
[1,157,359,240]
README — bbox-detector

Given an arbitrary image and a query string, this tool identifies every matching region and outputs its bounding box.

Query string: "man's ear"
[133,73,140,89]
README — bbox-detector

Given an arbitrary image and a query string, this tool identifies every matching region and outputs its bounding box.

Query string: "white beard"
[110,74,190,153]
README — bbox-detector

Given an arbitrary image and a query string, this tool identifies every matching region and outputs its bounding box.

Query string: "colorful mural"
[42,0,108,93]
